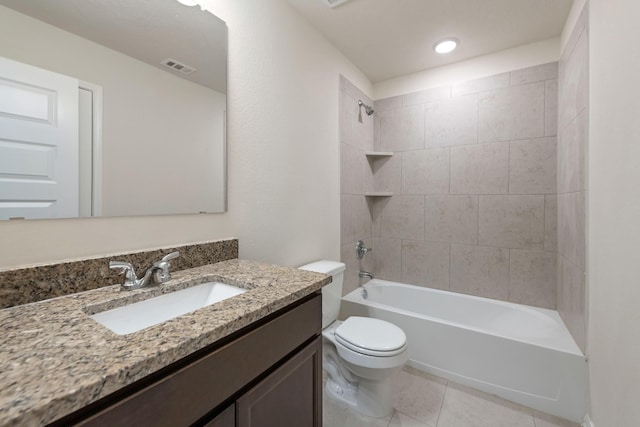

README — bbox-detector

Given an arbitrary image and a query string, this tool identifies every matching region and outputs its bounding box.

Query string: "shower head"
[358,99,374,116]
[357,100,374,123]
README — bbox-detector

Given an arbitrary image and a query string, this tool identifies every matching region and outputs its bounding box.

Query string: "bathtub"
[340,279,587,422]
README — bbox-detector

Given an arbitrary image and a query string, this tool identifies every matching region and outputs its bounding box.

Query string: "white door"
[0,56,79,219]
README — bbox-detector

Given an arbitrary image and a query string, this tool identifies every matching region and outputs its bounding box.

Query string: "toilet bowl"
[299,260,408,418]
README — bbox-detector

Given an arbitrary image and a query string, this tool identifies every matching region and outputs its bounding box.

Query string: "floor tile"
[436,383,535,427]
[323,390,392,427]
[533,410,581,427]
[391,366,447,426]
[390,411,435,427]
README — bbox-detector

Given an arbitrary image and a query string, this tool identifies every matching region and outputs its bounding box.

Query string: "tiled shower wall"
[557,4,589,352]
[340,76,375,295]
[340,62,564,309]
[369,64,559,309]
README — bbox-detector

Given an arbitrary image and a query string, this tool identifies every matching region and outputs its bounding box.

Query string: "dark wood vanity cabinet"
[209,337,321,427]
[54,293,322,427]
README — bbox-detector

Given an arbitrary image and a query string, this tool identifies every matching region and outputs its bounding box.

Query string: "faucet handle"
[109,261,138,286]
[152,251,180,282]
[158,251,180,264]
[356,240,373,260]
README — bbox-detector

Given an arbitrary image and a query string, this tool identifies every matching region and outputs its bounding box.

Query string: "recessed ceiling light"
[434,38,459,54]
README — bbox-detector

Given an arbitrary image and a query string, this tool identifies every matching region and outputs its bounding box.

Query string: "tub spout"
[359,270,374,279]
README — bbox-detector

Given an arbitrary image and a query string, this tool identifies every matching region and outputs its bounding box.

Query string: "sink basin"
[90,282,247,335]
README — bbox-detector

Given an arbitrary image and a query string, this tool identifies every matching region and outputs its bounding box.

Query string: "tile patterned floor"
[323,366,580,427]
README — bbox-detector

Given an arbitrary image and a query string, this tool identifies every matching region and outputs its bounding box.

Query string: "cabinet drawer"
[75,294,321,427]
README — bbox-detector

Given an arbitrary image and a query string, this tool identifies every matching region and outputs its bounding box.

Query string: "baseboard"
[582,414,594,427]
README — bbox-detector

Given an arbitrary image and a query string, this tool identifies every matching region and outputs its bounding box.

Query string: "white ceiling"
[287,0,574,83]
[0,0,227,93]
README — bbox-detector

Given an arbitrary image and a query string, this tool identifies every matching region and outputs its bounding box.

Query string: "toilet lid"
[335,317,407,357]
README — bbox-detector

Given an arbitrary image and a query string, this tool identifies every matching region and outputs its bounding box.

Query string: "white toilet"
[299,260,408,418]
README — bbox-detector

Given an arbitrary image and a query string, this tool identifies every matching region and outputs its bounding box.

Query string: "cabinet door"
[237,337,322,427]
[203,404,235,427]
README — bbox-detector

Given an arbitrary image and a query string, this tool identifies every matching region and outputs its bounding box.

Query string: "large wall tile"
[450,142,509,194]
[339,91,353,145]
[545,79,558,137]
[340,74,371,102]
[374,95,403,113]
[479,195,545,250]
[557,192,586,270]
[372,238,402,282]
[402,148,450,195]
[374,113,381,149]
[556,4,588,354]
[378,105,425,152]
[544,195,558,252]
[401,241,450,290]
[452,73,510,96]
[372,155,402,193]
[379,196,424,240]
[341,242,362,296]
[340,76,374,151]
[558,110,587,193]
[403,85,451,106]
[352,107,375,151]
[376,195,425,240]
[353,195,372,241]
[425,94,479,148]
[341,143,371,194]
[558,30,588,129]
[341,195,355,245]
[450,244,509,300]
[509,250,557,308]
[510,62,559,86]
[557,255,586,352]
[561,4,588,66]
[425,195,478,245]
[509,137,557,195]
[479,82,545,143]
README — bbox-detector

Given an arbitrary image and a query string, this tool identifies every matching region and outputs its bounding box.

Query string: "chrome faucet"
[109,251,180,291]
[359,270,374,280]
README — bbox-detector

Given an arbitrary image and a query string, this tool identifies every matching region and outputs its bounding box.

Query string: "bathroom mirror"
[0,0,227,219]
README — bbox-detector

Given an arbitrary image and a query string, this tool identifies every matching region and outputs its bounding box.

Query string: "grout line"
[507,248,512,301]
[435,382,448,427]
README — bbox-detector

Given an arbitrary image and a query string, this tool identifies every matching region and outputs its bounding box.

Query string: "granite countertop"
[0,259,330,427]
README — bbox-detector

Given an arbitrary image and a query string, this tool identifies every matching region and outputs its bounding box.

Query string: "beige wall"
[0,0,371,269]
[588,0,640,424]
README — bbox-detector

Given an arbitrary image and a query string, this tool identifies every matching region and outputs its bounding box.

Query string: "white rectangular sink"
[90,282,247,335]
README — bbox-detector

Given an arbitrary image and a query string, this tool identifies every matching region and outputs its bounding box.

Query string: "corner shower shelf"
[364,192,393,197]
[365,151,394,158]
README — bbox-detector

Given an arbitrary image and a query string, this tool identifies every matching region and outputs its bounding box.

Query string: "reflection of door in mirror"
[0,1,228,218]
[0,57,80,219]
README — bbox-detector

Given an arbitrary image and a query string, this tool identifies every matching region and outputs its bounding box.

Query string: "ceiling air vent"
[161,58,196,75]
[323,0,351,8]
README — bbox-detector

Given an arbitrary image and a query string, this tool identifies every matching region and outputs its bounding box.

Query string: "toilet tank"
[299,260,346,329]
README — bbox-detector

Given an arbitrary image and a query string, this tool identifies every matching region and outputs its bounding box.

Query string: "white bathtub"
[340,279,587,422]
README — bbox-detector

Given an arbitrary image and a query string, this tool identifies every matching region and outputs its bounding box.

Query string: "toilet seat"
[335,317,407,357]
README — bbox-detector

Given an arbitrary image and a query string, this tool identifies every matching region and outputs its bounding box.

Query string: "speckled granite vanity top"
[0,259,330,426]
